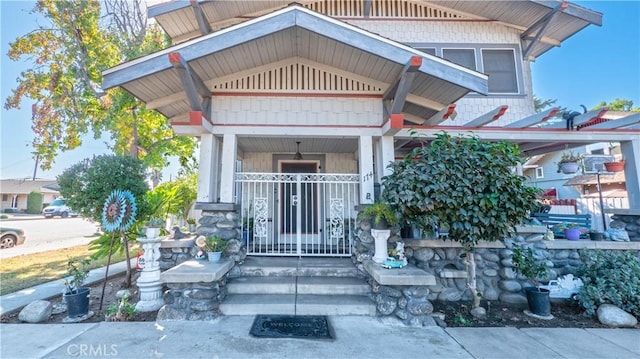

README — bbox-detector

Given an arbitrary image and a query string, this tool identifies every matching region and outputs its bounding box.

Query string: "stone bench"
[364,260,435,286]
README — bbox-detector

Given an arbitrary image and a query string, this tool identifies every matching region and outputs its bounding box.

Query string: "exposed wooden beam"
[405,94,445,112]
[461,105,508,127]
[168,52,212,112]
[586,113,640,129]
[422,104,457,126]
[521,2,568,59]
[190,0,213,36]
[404,113,427,125]
[522,142,592,157]
[505,107,560,128]
[383,56,422,115]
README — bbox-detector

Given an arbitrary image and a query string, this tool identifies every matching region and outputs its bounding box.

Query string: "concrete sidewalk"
[1,317,638,359]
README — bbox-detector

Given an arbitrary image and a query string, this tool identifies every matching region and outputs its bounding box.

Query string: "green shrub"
[576,250,640,317]
[26,191,43,214]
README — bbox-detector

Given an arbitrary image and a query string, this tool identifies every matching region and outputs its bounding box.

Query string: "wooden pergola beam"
[383,56,422,117]
[168,52,212,113]
[505,107,560,128]
[190,0,213,36]
[586,113,640,129]
[521,2,568,59]
[461,105,508,127]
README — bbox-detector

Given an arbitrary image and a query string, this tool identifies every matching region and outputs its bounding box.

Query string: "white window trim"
[535,167,544,179]
[480,47,520,95]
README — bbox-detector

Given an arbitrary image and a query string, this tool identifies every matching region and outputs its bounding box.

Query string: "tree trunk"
[466,249,481,309]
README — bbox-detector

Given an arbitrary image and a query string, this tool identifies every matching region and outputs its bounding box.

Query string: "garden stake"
[99,232,116,311]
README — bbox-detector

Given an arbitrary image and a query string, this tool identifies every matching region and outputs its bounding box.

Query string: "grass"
[0,244,137,296]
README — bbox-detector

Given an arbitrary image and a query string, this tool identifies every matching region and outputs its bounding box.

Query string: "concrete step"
[297,277,371,295]
[226,276,371,295]
[219,294,375,316]
[239,257,359,277]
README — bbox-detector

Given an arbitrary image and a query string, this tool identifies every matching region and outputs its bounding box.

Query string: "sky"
[1,1,639,181]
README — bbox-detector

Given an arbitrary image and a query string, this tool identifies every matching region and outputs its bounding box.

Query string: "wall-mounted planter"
[559,162,579,174]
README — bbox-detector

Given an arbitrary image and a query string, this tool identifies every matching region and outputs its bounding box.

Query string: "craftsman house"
[104,0,640,319]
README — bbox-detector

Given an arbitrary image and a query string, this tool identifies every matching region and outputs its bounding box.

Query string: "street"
[0,216,100,259]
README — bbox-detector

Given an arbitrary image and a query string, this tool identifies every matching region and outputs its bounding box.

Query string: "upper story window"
[535,167,544,179]
[482,49,517,94]
[412,44,523,95]
[442,48,476,71]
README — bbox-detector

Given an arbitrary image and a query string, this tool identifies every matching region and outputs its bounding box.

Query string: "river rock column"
[135,236,164,312]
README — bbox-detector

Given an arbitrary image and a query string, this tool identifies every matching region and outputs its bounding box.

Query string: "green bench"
[531,213,591,239]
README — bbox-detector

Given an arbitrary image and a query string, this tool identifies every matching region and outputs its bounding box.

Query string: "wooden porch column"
[621,139,640,210]
[219,133,237,203]
[197,134,219,203]
[379,136,395,179]
[359,135,375,204]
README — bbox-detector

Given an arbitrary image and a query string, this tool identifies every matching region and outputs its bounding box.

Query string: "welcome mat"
[250,315,333,340]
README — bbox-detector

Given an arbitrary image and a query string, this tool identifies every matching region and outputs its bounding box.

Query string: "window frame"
[535,167,544,179]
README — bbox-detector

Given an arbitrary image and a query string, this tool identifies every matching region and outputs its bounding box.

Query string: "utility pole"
[32,153,39,181]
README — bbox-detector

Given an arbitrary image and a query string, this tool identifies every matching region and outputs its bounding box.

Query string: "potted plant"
[562,223,583,241]
[62,258,92,318]
[588,229,604,241]
[511,245,551,317]
[195,234,229,262]
[186,217,196,232]
[556,151,583,174]
[361,201,398,230]
[603,157,625,172]
[145,216,164,238]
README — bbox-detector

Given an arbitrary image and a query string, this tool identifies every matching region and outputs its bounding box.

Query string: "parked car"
[42,198,78,218]
[0,227,26,248]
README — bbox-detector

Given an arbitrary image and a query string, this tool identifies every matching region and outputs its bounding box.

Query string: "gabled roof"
[148,0,602,60]
[103,4,487,123]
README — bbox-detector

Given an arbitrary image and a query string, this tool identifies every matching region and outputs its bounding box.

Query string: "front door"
[280,162,318,252]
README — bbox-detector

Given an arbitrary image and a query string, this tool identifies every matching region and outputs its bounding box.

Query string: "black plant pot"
[64,287,90,318]
[589,232,604,241]
[371,217,388,230]
[524,287,550,316]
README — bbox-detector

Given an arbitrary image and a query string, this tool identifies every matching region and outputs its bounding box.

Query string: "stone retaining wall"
[157,279,227,321]
[609,213,640,241]
[353,214,640,321]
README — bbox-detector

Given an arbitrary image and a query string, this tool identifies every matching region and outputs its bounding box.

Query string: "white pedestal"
[135,236,164,312]
[371,229,391,263]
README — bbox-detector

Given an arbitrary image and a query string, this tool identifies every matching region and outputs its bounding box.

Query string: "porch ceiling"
[237,137,359,154]
[148,0,601,60]
[103,5,486,123]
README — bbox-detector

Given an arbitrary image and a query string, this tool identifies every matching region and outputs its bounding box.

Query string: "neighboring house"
[103,1,639,258]
[0,179,60,212]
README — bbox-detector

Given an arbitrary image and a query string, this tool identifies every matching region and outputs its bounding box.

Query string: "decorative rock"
[188,311,219,321]
[217,219,236,229]
[481,252,500,262]
[395,309,409,320]
[408,317,422,327]
[116,290,132,299]
[379,286,403,298]
[413,248,434,262]
[499,249,513,258]
[483,269,498,277]
[499,280,522,292]
[406,297,433,316]
[18,300,52,323]
[470,306,486,319]
[375,295,397,315]
[189,300,217,312]
[359,232,374,244]
[483,287,499,301]
[397,297,408,309]
[555,250,570,259]
[186,289,218,300]
[438,288,463,301]
[499,267,517,280]
[597,304,638,328]
[402,286,430,298]
[525,234,544,242]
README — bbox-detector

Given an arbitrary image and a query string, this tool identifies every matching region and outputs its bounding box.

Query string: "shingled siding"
[212,96,382,127]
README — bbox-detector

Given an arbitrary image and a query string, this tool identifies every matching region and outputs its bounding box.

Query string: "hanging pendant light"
[293,141,303,160]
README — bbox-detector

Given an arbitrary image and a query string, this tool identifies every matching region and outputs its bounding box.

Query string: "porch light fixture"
[293,141,303,160]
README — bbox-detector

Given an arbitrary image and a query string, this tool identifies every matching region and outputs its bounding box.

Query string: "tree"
[592,98,640,112]
[533,96,557,113]
[382,132,540,315]
[57,154,149,287]
[153,171,198,224]
[4,0,195,172]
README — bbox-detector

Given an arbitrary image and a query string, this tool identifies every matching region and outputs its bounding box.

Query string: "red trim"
[213,123,381,129]
[212,92,382,98]
[410,56,422,67]
[168,52,181,64]
[492,105,508,121]
[408,125,639,133]
[442,104,456,119]
[390,114,404,129]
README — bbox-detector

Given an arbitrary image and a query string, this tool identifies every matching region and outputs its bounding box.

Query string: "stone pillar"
[135,236,164,312]
[195,203,245,263]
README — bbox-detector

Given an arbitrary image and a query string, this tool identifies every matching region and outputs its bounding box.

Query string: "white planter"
[145,227,161,239]
[207,251,222,262]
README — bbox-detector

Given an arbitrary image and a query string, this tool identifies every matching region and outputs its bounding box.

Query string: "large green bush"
[576,250,640,317]
[26,191,43,214]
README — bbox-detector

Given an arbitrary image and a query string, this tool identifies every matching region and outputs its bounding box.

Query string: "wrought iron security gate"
[236,172,359,256]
